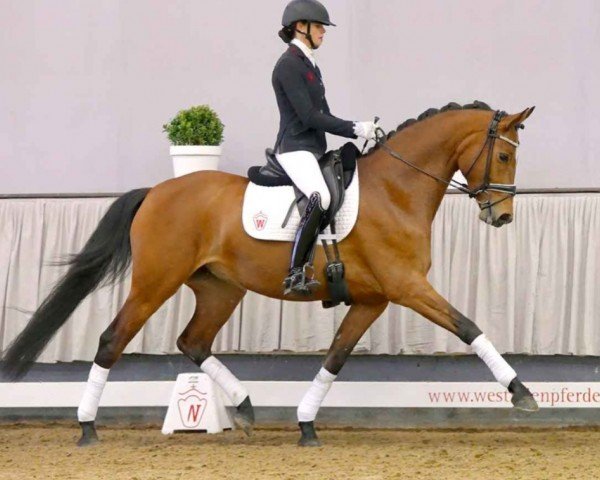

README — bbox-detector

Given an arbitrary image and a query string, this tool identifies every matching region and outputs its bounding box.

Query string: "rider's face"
[296,21,326,49]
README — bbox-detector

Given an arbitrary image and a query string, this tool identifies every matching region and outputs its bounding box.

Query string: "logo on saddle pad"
[253,211,268,231]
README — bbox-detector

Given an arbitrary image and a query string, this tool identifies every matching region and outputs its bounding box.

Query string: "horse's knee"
[176,334,211,366]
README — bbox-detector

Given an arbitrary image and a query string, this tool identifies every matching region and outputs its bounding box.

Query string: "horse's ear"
[502,106,535,130]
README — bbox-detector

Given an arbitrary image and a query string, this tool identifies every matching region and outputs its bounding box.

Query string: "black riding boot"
[283,192,326,295]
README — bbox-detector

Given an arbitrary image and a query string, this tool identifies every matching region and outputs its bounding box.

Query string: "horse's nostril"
[498,213,513,224]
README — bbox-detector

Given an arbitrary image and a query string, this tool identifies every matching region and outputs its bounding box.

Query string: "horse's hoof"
[512,394,539,412]
[233,396,255,436]
[509,378,539,412]
[297,421,321,447]
[298,437,322,447]
[233,413,253,436]
[77,421,99,447]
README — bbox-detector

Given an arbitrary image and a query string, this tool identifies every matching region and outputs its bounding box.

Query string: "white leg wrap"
[77,363,110,422]
[297,367,337,422]
[200,356,248,407]
[471,334,517,388]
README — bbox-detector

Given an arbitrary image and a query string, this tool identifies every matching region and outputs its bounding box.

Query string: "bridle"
[373,110,521,211]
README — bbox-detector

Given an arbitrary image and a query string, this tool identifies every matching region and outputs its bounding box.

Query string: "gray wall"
[1,0,598,193]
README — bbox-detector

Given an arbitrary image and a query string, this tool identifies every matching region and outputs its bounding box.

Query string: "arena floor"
[1,423,598,479]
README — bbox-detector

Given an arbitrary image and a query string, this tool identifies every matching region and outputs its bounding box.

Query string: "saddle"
[247,142,361,309]
[247,142,360,228]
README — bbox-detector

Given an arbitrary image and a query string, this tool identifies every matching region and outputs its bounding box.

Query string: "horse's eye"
[499,153,510,163]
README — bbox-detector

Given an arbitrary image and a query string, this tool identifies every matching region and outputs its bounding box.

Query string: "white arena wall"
[1,2,599,362]
[1,191,598,362]
[2,1,600,438]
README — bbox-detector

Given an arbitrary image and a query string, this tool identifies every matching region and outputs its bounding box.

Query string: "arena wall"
[1,191,598,361]
[2,1,599,429]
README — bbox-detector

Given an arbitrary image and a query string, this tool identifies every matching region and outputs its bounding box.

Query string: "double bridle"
[373,110,520,211]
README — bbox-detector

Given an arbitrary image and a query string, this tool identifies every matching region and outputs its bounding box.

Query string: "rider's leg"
[284,192,325,294]
[276,151,331,210]
[277,151,330,295]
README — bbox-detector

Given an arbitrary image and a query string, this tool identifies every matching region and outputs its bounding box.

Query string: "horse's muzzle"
[479,210,513,228]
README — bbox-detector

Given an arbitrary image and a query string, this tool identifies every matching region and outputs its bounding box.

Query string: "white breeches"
[276,150,331,210]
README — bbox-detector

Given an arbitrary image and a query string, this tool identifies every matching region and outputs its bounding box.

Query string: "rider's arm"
[277,58,357,138]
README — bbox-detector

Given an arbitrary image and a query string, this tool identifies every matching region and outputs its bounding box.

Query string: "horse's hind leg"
[77,268,190,446]
[397,276,538,411]
[77,278,186,446]
[297,301,389,447]
[176,269,253,434]
[77,228,199,447]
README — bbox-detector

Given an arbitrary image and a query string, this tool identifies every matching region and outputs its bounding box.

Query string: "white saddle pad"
[242,169,359,242]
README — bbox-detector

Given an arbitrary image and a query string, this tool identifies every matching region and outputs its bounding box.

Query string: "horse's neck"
[364,113,474,224]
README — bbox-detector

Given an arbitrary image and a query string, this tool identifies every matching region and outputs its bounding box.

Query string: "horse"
[1,101,536,447]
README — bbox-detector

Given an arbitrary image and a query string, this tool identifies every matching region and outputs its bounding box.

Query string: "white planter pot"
[170,145,222,177]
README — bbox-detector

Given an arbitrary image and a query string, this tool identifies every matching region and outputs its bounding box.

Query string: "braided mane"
[364,100,493,155]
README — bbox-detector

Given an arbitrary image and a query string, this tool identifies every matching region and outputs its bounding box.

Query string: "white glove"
[353,121,377,140]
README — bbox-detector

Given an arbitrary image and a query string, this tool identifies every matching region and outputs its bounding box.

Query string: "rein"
[370,110,521,211]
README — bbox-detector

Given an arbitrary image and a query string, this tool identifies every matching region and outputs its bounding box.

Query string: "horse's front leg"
[297,301,389,447]
[392,276,538,411]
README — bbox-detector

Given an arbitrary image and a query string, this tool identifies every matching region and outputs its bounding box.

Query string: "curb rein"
[369,110,522,211]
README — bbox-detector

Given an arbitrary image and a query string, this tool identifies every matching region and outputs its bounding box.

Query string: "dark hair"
[278,24,296,43]
[364,100,494,156]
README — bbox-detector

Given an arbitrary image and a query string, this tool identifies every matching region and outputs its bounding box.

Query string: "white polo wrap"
[77,363,110,422]
[471,334,517,388]
[297,367,337,422]
[200,355,248,407]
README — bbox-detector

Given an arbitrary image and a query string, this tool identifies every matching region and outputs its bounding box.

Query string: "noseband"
[375,110,520,211]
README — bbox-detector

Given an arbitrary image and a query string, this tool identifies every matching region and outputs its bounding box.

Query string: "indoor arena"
[1,1,599,479]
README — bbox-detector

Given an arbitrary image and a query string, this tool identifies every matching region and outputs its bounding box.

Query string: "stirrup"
[283,264,321,296]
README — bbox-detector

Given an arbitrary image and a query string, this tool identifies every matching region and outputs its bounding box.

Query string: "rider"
[274,0,377,295]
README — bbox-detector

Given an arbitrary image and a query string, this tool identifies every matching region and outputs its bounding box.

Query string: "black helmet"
[282,0,336,27]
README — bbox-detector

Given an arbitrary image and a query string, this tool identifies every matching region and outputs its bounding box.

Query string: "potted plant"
[163,105,224,177]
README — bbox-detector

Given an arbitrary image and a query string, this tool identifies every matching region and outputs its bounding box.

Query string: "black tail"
[1,188,150,379]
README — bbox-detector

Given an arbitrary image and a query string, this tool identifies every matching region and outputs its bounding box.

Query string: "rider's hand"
[353,121,377,140]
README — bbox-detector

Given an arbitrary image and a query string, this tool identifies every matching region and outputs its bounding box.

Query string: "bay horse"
[1,101,536,447]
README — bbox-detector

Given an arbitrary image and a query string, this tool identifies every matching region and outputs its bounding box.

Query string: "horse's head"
[458,107,535,227]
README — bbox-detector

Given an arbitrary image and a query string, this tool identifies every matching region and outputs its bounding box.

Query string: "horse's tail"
[1,188,150,379]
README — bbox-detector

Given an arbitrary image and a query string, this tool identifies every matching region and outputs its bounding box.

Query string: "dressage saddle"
[247,142,360,228]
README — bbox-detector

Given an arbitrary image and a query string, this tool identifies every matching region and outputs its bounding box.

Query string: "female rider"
[274,0,377,295]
